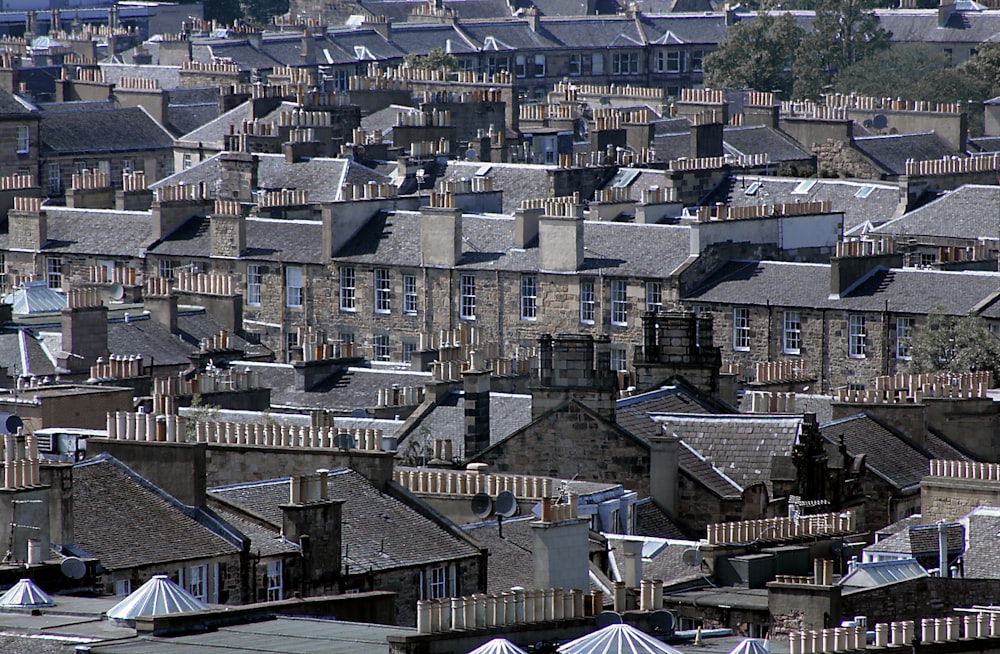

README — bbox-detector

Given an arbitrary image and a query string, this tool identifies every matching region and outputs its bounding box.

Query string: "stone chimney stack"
[282,472,343,588]
[537,195,584,272]
[210,200,246,258]
[59,288,108,373]
[513,206,541,248]
[649,430,680,519]
[532,334,616,421]
[144,277,178,334]
[463,349,491,460]
[8,196,46,251]
[420,194,463,266]
[217,151,257,203]
[532,497,590,591]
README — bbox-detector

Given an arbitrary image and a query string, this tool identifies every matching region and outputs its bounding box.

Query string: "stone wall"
[840,577,1000,626]
[921,476,1000,523]
[812,139,884,180]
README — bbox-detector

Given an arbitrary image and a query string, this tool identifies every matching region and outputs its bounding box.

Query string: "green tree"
[834,44,949,100]
[403,48,458,73]
[909,309,1000,380]
[203,0,243,25]
[702,11,804,97]
[959,43,1000,97]
[793,0,891,99]
[245,0,289,26]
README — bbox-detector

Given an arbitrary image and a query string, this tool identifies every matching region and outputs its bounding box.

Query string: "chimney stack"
[420,199,463,267]
[514,206,541,248]
[649,431,680,519]
[463,350,491,460]
[532,497,590,591]
[59,288,109,373]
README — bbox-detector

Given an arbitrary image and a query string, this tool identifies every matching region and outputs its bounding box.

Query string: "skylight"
[792,179,817,194]
[745,181,761,196]
[855,185,876,199]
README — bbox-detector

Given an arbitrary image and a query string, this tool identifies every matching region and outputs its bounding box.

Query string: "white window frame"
[121,159,135,176]
[402,341,416,364]
[569,53,582,76]
[339,266,356,312]
[286,330,299,364]
[47,163,61,194]
[403,274,418,315]
[666,50,682,73]
[374,268,391,314]
[520,274,537,320]
[373,334,390,361]
[534,54,545,77]
[514,54,526,78]
[690,49,704,72]
[896,317,915,360]
[849,314,867,358]
[285,265,303,309]
[611,280,628,326]
[580,279,595,324]
[247,264,262,306]
[733,307,751,352]
[187,564,207,602]
[460,274,476,320]
[158,259,176,280]
[592,53,603,74]
[429,566,447,599]
[46,256,63,290]
[266,560,283,602]
[645,281,662,313]
[16,125,29,154]
[610,345,627,372]
[783,311,801,355]
[114,579,131,596]
[182,153,192,170]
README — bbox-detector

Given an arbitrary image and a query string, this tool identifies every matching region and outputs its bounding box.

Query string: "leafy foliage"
[403,48,458,73]
[703,12,804,97]
[909,309,1000,380]
[203,0,243,25]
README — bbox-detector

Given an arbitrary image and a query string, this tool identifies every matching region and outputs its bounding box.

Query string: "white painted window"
[402,341,416,364]
[783,311,801,355]
[460,274,476,320]
[645,281,662,313]
[46,256,63,290]
[429,566,447,599]
[849,314,866,358]
[690,50,704,71]
[610,345,627,372]
[403,274,417,315]
[266,560,282,602]
[47,163,61,194]
[247,264,262,306]
[285,265,303,309]
[114,579,131,596]
[339,266,356,311]
[896,317,915,360]
[520,274,537,320]
[182,153,192,170]
[580,279,595,324]
[16,125,29,153]
[374,268,390,314]
[733,307,751,351]
[373,334,390,361]
[158,259,176,279]
[514,54,526,78]
[666,51,682,73]
[534,54,545,77]
[611,280,628,326]
[187,564,207,602]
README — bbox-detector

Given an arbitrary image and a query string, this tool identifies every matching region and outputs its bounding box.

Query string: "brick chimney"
[59,288,108,373]
[420,196,463,267]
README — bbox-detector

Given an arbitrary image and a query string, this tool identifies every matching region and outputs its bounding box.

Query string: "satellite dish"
[648,610,675,634]
[681,548,703,567]
[350,408,368,418]
[60,557,86,580]
[872,114,888,130]
[333,432,354,450]
[465,148,479,161]
[0,413,23,434]
[471,493,493,519]
[862,119,873,128]
[109,284,125,301]
[495,490,518,518]
[596,611,624,628]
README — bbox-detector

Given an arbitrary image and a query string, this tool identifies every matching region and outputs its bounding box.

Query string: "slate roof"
[653,414,802,494]
[873,185,1000,241]
[235,361,432,412]
[175,101,297,148]
[651,132,692,163]
[641,13,729,43]
[335,210,693,277]
[462,516,536,594]
[39,106,173,155]
[210,469,482,572]
[165,103,220,138]
[684,260,1000,317]
[703,175,899,232]
[400,391,533,459]
[615,386,720,443]
[723,125,814,164]
[633,498,688,539]
[211,507,299,558]
[28,207,151,257]
[961,507,1000,579]
[0,87,36,117]
[150,152,389,204]
[864,523,964,556]
[439,161,556,214]
[99,64,181,89]
[361,104,419,138]
[852,133,960,177]
[0,329,57,377]
[968,136,1000,153]
[72,455,242,571]
[875,8,1000,44]
[539,17,646,47]
[818,413,967,492]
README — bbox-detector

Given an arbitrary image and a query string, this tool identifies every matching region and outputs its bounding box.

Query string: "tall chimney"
[463,350,490,459]
[649,431,680,519]
[538,212,584,271]
[420,203,463,266]
[514,206,541,248]
[59,288,108,373]
[532,503,590,591]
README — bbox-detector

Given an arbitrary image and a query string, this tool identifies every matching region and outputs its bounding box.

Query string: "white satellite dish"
[495,490,518,518]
